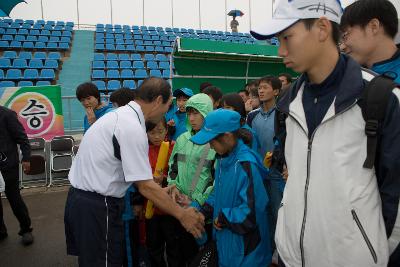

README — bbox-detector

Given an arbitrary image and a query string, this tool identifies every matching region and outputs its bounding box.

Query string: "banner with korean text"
[0,85,64,140]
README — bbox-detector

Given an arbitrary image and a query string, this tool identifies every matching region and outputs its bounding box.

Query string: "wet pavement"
[0,186,78,267]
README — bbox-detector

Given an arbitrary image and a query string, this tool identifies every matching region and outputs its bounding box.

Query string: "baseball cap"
[173,88,194,98]
[250,0,343,40]
[191,109,241,145]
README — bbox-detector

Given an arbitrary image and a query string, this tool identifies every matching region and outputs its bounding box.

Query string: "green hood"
[185,93,213,132]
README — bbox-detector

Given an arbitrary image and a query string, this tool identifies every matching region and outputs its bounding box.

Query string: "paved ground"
[0,186,78,267]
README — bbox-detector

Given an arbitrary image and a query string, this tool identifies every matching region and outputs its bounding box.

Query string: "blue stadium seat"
[21,24,31,30]
[40,30,51,36]
[38,36,49,42]
[155,46,164,53]
[3,51,17,59]
[48,52,61,61]
[34,42,46,49]
[23,69,39,80]
[159,62,170,70]
[94,53,105,61]
[22,42,35,49]
[0,41,9,48]
[131,54,142,61]
[19,52,32,60]
[122,80,136,90]
[0,28,5,35]
[0,70,3,79]
[32,24,42,30]
[95,44,105,51]
[150,69,162,78]
[59,42,70,50]
[162,69,171,79]
[116,44,126,51]
[106,53,118,61]
[92,70,105,79]
[49,36,60,43]
[118,54,130,61]
[29,29,40,35]
[134,69,148,79]
[156,54,168,62]
[26,35,37,42]
[107,80,121,91]
[135,40,144,46]
[6,69,22,80]
[6,29,17,35]
[56,21,66,27]
[52,31,62,37]
[106,70,120,79]
[10,41,22,49]
[106,61,119,69]
[132,26,139,30]
[18,81,34,87]
[29,59,44,69]
[43,25,53,31]
[92,80,106,90]
[137,80,144,87]
[126,45,135,52]
[15,35,26,42]
[44,59,59,69]
[120,61,132,69]
[135,45,145,52]
[144,54,155,61]
[33,52,46,61]
[120,69,134,79]
[164,47,173,53]
[0,58,11,69]
[25,20,35,25]
[0,81,15,88]
[146,61,158,70]
[133,35,142,40]
[133,61,145,69]
[60,37,71,43]
[47,42,58,50]
[39,69,55,80]
[92,61,105,69]
[162,41,170,47]
[54,26,63,31]
[66,22,74,27]
[145,46,155,52]
[144,40,152,46]
[36,81,51,86]
[12,59,28,69]
[62,31,72,37]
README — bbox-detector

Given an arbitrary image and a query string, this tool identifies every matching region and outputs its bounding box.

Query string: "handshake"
[166,185,205,238]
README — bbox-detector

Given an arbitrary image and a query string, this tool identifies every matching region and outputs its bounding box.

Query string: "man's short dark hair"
[109,88,136,107]
[199,82,213,93]
[258,75,282,90]
[203,86,223,103]
[278,73,293,84]
[302,18,341,45]
[237,89,249,96]
[340,0,398,39]
[135,77,171,104]
[76,82,100,102]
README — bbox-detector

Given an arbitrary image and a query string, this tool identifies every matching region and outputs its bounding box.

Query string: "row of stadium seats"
[1,35,71,42]
[93,79,144,91]
[0,18,74,27]
[92,69,171,80]
[95,44,173,53]
[0,41,70,50]
[0,80,51,88]
[0,28,73,36]
[0,58,59,69]
[0,68,56,80]
[94,53,169,62]
[96,39,174,46]
[2,51,62,60]
[92,60,171,70]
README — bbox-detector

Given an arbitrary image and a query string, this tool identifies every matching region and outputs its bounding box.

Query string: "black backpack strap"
[361,75,395,169]
[271,109,287,172]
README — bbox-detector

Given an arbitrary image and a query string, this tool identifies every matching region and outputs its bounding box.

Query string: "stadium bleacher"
[0,19,73,87]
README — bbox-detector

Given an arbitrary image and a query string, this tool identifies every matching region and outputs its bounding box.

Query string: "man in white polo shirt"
[64,78,205,267]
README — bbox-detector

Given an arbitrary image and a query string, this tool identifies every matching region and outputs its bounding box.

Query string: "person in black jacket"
[0,106,34,245]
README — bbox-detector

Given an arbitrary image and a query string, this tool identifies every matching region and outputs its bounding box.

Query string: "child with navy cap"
[191,109,272,267]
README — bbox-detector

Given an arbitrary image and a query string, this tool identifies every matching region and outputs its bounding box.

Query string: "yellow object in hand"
[145,141,170,219]
[264,152,273,168]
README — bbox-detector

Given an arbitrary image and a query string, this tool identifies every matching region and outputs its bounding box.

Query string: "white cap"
[251,0,344,40]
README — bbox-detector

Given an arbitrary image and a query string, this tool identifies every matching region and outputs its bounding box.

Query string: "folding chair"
[49,136,74,186]
[20,138,47,188]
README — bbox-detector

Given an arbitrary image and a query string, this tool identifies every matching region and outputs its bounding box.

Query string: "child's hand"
[177,194,191,207]
[167,119,175,127]
[133,205,144,219]
[213,217,223,231]
[85,107,96,125]
[245,99,253,112]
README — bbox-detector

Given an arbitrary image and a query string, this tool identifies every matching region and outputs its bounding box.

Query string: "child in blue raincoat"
[191,109,272,267]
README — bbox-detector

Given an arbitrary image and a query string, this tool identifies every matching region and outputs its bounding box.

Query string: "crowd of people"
[1,0,400,267]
